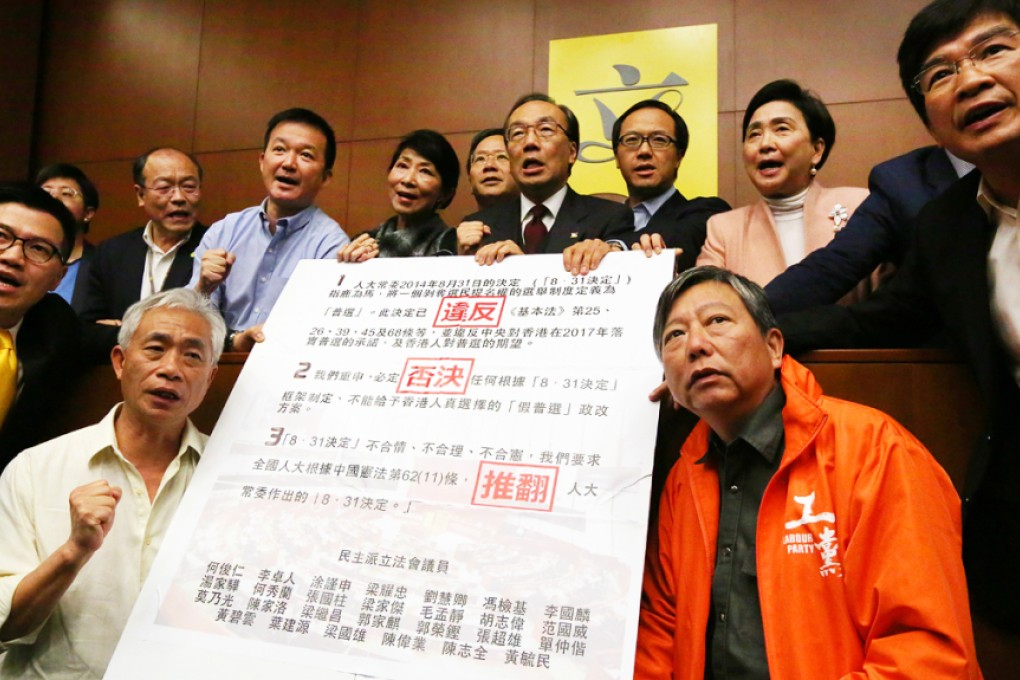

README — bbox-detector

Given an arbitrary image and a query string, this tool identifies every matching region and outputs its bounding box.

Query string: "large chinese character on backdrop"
[549,24,719,198]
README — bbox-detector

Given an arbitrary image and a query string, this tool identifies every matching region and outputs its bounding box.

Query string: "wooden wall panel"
[34,0,203,164]
[74,159,140,243]
[715,111,740,207]
[352,0,535,140]
[192,149,267,228]
[193,0,359,151]
[0,3,43,182]
[733,0,928,107]
[822,99,934,188]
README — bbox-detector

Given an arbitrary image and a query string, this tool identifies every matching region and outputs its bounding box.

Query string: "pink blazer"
[697,181,869,287]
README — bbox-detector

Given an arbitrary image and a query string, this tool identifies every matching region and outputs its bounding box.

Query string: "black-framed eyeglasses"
[0,224,63,264]
[912,29,1020,95]
[142,181,201,197]
[618,132,677,150]
[505,121,568,144]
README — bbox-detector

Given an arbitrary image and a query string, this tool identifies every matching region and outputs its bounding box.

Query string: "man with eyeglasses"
[0,185,79,470]
[80,147,207,360]
[612,100,730,272]
[458,93,633,269]
[465,128,519,213]
[779,0,1020,651]
[37,164,100,314]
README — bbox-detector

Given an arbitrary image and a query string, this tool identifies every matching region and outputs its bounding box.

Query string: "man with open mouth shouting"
[0,288,223,679]
[191,108,350,352]
[0,185,78,469]
[457,93,634,273]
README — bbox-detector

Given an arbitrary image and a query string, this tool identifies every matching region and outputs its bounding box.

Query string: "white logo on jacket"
[783,491,842,577]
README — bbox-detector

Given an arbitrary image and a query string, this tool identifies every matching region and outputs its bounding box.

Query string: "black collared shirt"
[700,384,786,680]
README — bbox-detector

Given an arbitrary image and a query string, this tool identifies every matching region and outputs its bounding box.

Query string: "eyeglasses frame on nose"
[504,121,568,144]
[912,29,1020,95]
[0,224,63,265]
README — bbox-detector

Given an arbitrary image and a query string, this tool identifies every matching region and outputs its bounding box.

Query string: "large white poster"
[107,252,673,679]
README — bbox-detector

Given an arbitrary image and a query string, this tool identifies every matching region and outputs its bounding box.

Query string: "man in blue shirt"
[190,108,350,351]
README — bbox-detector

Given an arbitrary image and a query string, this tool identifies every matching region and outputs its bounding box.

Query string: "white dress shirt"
[0,405,205,679]
[978,179,1020,387]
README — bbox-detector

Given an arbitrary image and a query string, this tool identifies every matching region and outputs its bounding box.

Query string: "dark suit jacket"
[780,170,1020,628]
[622,190,731,272]
[0,294,80,471]
[467,186,633,253]
[80,223,207,361]
[68,240,96,314]
[766,146,959,314]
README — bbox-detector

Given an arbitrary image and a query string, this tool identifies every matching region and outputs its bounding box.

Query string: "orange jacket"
[636,356,981,679]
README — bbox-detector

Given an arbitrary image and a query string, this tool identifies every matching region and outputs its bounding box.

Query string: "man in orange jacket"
[636,265,980,679]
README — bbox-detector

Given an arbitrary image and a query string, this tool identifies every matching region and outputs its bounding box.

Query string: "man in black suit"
[612,99,730,272]
[765,145,970,315]
[0,186,79,469]
[80,147,207,360]
[457,93,633,272]
[780,0,1020,637]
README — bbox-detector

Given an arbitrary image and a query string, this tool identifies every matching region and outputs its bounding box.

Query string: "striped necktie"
[0,329,17,424]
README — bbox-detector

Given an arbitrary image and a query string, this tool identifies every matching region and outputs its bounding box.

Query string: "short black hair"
[35,163,100,211]
[504,93,580,148]
[0,184,77,261]
[467,128,505,172]
[263,108,337,172]
[132,147,204,186]
[611,99,690,155]
[652,266,778,361]
[741,79,836,170]
[898,0,1020,125]
[389,129,460,209]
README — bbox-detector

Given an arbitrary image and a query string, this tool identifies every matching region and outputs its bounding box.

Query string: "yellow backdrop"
[549,24,719,198]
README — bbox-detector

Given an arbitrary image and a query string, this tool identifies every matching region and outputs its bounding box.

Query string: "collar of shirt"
[631,186,677,231]
[698,383,786,466]
[977,177,1020,225]
[947,150,976,179]
[520,184,569,231]
[142,221,193,256]
[4,317,23,345]
[5,317,24,388]
[258,199,320,238]
[88,403,203,472]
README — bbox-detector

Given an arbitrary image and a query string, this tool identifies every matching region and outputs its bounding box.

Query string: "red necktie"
[524,204,548,254]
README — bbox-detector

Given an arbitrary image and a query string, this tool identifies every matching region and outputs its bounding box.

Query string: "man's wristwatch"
[225,329,239,352]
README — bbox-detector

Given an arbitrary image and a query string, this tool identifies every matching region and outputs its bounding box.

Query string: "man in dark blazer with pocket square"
[80,147,207,361]
[457,93,633,272]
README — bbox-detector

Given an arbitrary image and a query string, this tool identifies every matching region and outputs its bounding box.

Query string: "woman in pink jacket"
[698,80,868,287]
